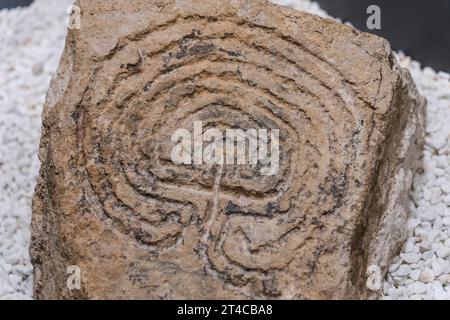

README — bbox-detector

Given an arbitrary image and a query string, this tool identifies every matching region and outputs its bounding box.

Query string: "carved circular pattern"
[77,16,361,285]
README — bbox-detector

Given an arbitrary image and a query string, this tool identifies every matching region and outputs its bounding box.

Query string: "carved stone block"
[31,0,425,299]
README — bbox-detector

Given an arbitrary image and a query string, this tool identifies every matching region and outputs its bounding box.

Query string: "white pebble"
[409,269,421,281]
[436,247,450,259]
[420,268,435,283]
[411,282,427,295]
[396,265,411,276]
[401,252,421,264]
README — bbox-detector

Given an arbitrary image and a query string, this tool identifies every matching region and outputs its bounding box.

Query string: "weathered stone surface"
[30,0,426,299]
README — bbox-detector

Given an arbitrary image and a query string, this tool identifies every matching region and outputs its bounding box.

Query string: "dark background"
[1,0,449,72]
[0,0,32,10]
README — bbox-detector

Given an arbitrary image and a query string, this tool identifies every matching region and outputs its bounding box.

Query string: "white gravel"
[0,0,72,299]
[0,0,448,300]
[381,55,450,300]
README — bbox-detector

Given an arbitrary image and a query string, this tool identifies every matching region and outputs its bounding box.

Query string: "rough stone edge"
[351,62,426,299]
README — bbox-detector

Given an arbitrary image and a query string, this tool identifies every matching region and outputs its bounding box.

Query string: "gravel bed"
[0,0,448,300]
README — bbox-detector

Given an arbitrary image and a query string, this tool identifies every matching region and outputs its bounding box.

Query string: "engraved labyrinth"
[75,15,366,285]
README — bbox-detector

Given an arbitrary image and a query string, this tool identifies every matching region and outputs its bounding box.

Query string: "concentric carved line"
[75,13,366,288]
[99,14,369,111]
[94,30,359,120]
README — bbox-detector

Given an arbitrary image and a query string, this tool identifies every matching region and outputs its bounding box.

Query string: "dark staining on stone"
[188,42,216,56]
[127,262,151,286]
[163,40,216,63]
[163,29,218,65]
[144,81,153,92]
[264,202,279,216]
[163,29,241,68]
[236,67,243,79]
[134,229,154,247]
[262,278,281,297]
[307,245,324,278]
[218,47,242,57]
[71,104,83,122]
[331,174,348,201]
[319,173,349,215]
[224,201,270,217]
[311,217,325,231]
